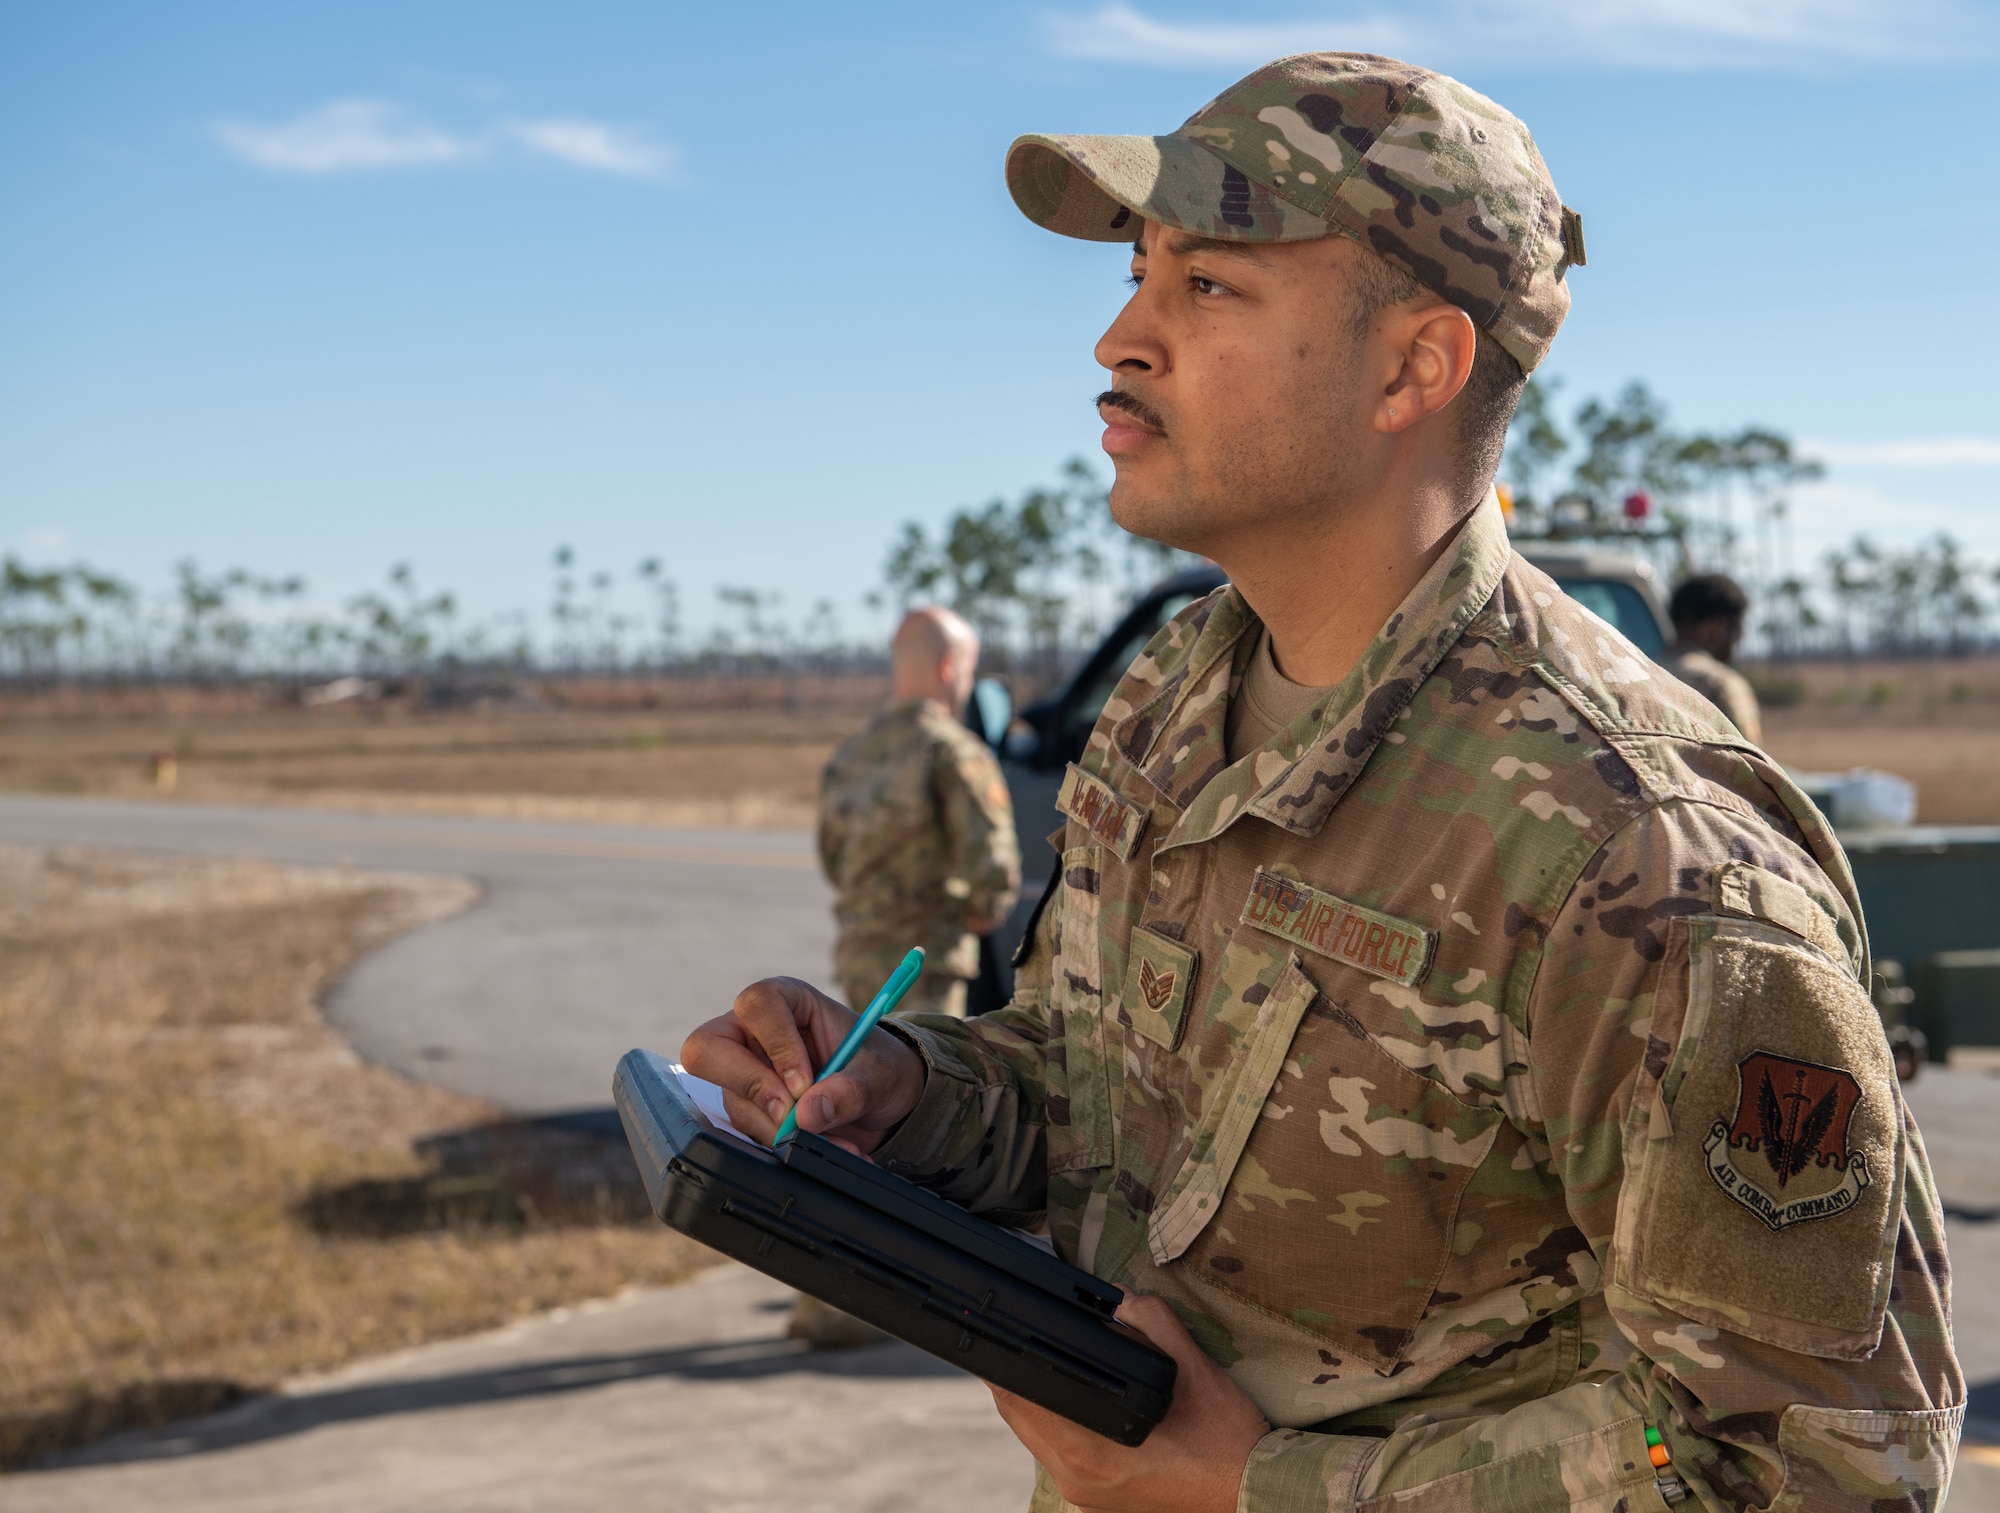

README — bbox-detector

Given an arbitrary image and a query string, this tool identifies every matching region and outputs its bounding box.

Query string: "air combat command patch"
[1703,1052,1871,1232]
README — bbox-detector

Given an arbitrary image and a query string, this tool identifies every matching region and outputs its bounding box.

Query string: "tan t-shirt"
[1225,628,1330,762]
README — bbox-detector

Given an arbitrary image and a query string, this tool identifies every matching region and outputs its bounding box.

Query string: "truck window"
[1063,592,1201,750]
[1547,579,1666,658]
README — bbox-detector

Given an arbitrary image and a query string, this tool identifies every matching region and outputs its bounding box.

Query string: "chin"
[1109,481,1205,560]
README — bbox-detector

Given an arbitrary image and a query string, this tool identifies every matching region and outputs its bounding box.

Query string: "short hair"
[1347,250,1528,508]
[1669,574,1749,629]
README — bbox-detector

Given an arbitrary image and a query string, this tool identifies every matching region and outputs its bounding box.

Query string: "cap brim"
[1006,133,1330,243]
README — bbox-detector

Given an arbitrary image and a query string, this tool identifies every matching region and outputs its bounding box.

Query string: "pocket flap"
[1148,955,1321,1264]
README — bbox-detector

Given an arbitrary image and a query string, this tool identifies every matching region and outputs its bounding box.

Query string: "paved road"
[0,795,834,1113]
[5,1264,1035,1513]
[7,1072,1992,1511]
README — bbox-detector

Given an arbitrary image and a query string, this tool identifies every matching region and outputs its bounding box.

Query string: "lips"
[1097,393,1165,437]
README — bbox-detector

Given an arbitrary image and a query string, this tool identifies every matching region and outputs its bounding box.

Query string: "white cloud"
[1805,437,2000,469]
[213,101,679,180]
[11,526,71,560]
[1043,3,1405,64]
[1781,474,2000,561]
[505,119,679,180]
[1040,0,1991,71]
[214,100,481,174]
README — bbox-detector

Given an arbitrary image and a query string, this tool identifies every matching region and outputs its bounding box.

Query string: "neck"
[1214,474,1470,686]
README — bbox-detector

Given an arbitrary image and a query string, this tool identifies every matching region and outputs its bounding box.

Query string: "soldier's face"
[1094,222,1381,558]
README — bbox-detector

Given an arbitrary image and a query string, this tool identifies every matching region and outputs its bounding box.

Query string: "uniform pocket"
[1147,952,1324,1265]
[1621,917,1902,1358]
[1047,843,1116,1173]
[1767,1403,1963,1511]
[1178,977,1504,1372]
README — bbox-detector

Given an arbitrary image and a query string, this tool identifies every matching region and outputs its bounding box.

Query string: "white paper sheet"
[669,1064,764,1149]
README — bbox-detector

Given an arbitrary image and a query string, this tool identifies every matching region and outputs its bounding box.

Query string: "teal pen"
[772,946,925,1144]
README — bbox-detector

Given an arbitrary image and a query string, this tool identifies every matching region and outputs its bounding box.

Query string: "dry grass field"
[0,848,710,1469]
[1,660,1995,824]
[0,703,872,830]
[1760,718,2000,824]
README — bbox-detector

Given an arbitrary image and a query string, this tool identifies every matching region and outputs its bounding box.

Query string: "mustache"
[1095,389,1168,434]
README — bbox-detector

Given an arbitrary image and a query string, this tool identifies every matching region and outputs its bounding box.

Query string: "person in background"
[819,606,1021,1021]
[793,605,1021,1349]
[1663,573,1763,743]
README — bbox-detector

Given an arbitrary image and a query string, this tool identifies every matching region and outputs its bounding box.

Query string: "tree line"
[3,381,1993,685]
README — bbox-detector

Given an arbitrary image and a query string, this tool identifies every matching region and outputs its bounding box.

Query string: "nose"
[1094,272,1167,379]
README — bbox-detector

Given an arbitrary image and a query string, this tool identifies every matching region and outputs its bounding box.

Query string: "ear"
[1374,305,1478,436]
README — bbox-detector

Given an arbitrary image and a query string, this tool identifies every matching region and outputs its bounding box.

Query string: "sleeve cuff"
[870,1021,982,1177]
[1237,1428,1377,1513]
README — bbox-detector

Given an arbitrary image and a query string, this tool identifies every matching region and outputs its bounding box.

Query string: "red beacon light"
[1622,490,1651,522]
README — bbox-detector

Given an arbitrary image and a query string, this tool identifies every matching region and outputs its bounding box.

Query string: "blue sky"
[3,0,1997,648]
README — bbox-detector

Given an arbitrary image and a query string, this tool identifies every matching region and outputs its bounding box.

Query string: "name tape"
[1239,868,1434,988]
[1057,763,1146,861]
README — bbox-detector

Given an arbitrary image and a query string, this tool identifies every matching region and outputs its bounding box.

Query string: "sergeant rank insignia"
[1703,1052,1871,1232]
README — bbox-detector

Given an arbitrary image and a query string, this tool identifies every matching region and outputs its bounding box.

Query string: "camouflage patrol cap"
[1006,53,1584,373]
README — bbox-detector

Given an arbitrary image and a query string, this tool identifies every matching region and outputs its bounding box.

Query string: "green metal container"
[1835,828,2000,1063]
[1910,950,2000,1058]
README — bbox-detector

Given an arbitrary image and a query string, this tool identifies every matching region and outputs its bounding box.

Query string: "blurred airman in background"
[1664,572,1763,742]
[818,606,1020,1021]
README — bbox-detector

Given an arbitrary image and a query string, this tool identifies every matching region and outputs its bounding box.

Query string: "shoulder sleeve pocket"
[1616,917,1903,1359]
[1767,1403,1962,1511]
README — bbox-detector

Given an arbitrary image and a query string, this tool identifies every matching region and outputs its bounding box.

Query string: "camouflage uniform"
[872,497,1963,1510]
[1662,645,1763,746]
[819,697,1020,1018]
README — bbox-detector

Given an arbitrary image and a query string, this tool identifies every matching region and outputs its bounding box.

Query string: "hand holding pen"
[773,947,925,1144]
[680,949,931,1154]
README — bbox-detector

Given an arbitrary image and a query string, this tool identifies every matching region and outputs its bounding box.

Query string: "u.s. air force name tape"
[1239,867,1434,988]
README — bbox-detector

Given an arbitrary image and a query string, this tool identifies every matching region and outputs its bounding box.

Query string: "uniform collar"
[1112,495,1513,851]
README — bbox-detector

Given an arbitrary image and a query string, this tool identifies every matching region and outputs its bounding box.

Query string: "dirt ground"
[1759,717,2000,825]
[1,669,1996,825]
[0,705,869,830]
[0,847,710,1468]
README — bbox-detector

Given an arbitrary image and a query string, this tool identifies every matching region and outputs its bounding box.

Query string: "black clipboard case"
[613,1048,1176,1445]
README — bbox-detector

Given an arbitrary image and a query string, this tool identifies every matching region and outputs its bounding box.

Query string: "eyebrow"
[1132,231,1274,267]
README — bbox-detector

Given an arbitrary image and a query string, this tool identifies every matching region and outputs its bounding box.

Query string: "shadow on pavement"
[297,1107,651,1236]
[45,1329,962,1471]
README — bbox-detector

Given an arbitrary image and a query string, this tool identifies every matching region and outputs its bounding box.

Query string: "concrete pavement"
[4,1067,1991,1511]
[0,795,834,1112]
[2,1265,1035,1513]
